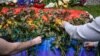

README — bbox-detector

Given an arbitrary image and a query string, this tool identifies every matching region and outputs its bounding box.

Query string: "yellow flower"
[26,18,33,25]
[27,21,32,25]
[58,1,63,5]
[7,20,12,25]
[62,4,68,8]
[63,0,70,3]
[0,25,2,29]
[55,18,63,25]
[55,1,63,8]
[55,0,69,8]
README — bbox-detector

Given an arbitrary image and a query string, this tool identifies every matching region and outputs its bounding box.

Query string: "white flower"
[57,0,70,6]
[12,0,17,3]
[45,2,55,8]
[58,1,63,5]
[63,0,70,3]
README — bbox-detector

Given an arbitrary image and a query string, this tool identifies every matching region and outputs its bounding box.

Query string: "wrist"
[29,40,34,46]
[63,22,76,36]
[62,21,70,28]
[30,39,37,45]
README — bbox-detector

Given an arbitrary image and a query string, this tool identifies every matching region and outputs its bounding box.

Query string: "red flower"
[67,10,87,20]
[34,3,45,9]
[1,7,9,14]
[13,8,22,15]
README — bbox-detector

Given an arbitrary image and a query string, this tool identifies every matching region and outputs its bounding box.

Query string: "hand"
[61,21,71,28]
[32,36,42,45]
[61,21,67,27]
[84,42,98,48]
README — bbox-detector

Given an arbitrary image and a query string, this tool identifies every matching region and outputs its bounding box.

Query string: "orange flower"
[42,15,48,22]
[30,24,38,31]
[7,20,12,25]
[3,24,9,29]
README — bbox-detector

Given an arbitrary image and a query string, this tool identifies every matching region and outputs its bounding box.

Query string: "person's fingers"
[36,36,42,43]
[37,36,42,38]
[32,36,42,45]
[84,42,94,47]
[61,21,69,28]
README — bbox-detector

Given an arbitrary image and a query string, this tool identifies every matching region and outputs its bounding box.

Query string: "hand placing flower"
[31,36,42,45]
[84,42,99,48]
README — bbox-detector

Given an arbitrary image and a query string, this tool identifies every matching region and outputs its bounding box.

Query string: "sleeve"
[64,16,100,41]
[92,41,99,47]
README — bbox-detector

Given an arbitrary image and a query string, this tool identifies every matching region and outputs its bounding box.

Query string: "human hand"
[84,42,99,48]
[32,36,42,45]
[61,21,68,27]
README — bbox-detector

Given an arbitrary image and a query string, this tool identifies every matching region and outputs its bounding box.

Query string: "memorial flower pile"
[0,7,91,56]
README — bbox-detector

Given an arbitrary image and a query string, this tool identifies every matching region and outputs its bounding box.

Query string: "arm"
[63,16,100,41]
[0,36,42,55]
